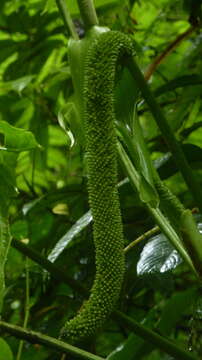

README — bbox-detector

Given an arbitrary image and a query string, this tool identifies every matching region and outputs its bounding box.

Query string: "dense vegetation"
[0,0,202,359]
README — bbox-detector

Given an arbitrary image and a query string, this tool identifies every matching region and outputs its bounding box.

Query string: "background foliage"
[0,0,202,359]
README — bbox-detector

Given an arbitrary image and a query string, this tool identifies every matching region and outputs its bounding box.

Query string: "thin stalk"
[12,237,199,357]
[16,258,30,360]
[117,141,198,277]
[113,311,197,360]
[55,0,79,39]
[144,26,195,81]
[77,0,99,30]
[124,226,160,253]
[0,321,104,360]
[126,57,202,212]
[119,107,202,274]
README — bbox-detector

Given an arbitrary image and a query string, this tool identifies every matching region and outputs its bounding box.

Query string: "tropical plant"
[0,0,202,359]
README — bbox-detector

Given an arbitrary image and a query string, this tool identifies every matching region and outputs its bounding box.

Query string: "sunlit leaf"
[48,210,92,262]
[58,102,77,148]
[47,178,130,262]
[137,233,182,275]
[52,203,69,215]
[0,121,39,152]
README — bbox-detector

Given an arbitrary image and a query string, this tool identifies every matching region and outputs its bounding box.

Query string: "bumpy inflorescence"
[61,31,135,342]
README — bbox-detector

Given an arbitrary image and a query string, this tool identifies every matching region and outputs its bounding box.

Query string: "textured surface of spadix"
[61,31,135,342]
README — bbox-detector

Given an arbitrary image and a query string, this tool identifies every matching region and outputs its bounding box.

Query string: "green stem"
[12,237,199,358]
[149,207,197,276]
[153,174,185,230]
[11,239,87,296]
[16,258,30,360]
[114,311,197,360]
[126,57,202,212]
[117,141,198,277]
[77,0,99,29]
[55,0,79,39]
[118,108,201,274]
[0,321,104,360]
[124,226,160,253]
[180,210,202,276]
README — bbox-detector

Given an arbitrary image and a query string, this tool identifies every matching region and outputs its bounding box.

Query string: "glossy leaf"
[47,179,128,262]
[48,210,92,262]
[137,233,182,276]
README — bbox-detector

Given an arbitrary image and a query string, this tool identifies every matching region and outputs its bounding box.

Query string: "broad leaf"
[157,288,198,336]
[137,233,182,275]
[107,334,139,360]
[0,121,39,152]
[0,338,13,360]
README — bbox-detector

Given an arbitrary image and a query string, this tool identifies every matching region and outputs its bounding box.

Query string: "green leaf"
[0,162,18,210]
[107,334,140,360]
[48,210,92,262]
[11,220,29,240]
[48,125,70,146]
[0,76,35,95]
[0,121,39,210]
[29,109,48,172]
[117,141,159,208]
[158,288,198,336]
[138,174,159,208]
[0,121,39,152]
[0,338,13,360]
[132,110,159,208]
[107,307,163,360]
[117,108,159,208]
[115,67,139,127]
[58,100,78,147]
